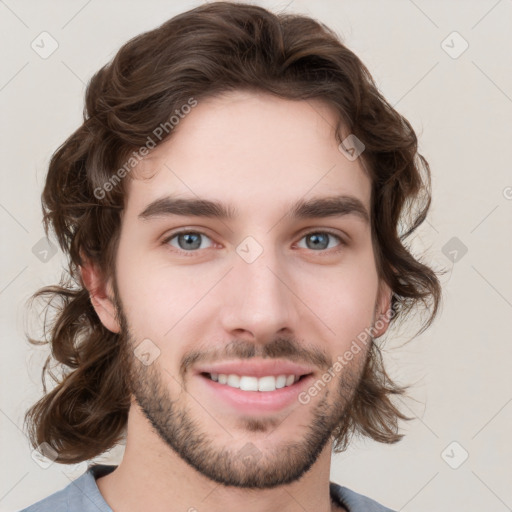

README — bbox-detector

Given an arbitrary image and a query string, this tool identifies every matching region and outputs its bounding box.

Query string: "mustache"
[179,337,330,378]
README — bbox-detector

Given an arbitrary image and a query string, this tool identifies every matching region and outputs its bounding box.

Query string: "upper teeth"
[209,373,300,392]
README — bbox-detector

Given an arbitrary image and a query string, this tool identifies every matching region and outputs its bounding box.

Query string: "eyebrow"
[138,194,370,224]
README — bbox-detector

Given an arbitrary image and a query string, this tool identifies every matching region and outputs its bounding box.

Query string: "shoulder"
[19,464,116,512]
[330,481,396,512]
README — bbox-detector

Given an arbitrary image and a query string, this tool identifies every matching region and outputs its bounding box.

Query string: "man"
[21,2,441,511]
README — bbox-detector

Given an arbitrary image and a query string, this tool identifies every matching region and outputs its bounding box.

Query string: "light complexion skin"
[81,90,392,512]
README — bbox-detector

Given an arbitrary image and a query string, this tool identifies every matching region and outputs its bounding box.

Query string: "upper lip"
[194,359,316,378]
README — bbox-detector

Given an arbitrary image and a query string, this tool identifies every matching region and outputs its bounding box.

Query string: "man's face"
[108,90,390,488]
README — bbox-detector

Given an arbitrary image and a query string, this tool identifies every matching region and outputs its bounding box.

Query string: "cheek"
[300,254,379,352]
[118,269,200,336]
[115,239,192,336]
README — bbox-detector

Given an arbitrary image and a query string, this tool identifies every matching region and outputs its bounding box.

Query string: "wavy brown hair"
[23,1,443,463]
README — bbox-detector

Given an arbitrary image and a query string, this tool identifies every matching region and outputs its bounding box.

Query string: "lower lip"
[197,373,314,414]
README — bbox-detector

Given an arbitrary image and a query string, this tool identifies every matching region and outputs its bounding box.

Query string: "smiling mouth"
[200,372,312,392]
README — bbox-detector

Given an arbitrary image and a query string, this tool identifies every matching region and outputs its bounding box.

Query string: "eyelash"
[161,229,346,256]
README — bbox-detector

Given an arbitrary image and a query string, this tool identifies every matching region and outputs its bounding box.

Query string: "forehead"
[124,90,371,221]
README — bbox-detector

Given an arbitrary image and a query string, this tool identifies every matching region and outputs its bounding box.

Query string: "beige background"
[1,1,511,511]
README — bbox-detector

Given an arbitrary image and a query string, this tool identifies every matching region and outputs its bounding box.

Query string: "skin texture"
[82,90,392,512]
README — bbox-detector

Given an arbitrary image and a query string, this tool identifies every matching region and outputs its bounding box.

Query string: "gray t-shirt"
[20,464,396,512]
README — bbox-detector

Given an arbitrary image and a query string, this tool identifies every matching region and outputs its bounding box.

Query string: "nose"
[218,244,299,344]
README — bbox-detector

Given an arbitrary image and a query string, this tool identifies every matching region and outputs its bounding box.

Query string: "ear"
[79,255,120,334]
[372,280,393,339]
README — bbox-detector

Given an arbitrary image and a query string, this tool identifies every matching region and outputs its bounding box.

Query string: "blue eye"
[165,231,214,252]
[162,230,345,255]
[296,232,343,251]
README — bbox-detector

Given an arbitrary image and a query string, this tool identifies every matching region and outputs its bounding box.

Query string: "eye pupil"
[180,233,201,250]
[168,231,340,254]
[307,233,329,250]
